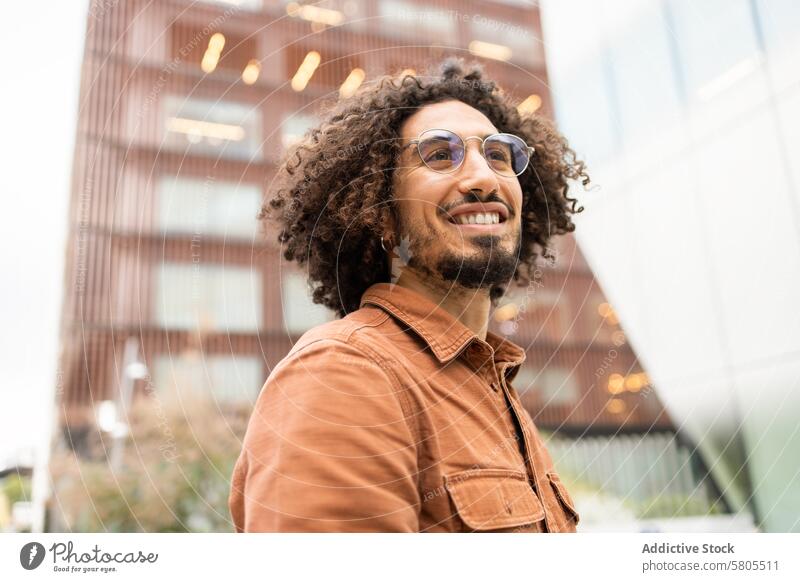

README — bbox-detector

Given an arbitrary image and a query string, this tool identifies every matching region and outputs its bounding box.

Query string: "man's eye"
[486,148,511,162]
[425,148,452,162]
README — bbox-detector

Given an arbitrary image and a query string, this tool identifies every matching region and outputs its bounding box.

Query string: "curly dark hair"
[261,58,589,318]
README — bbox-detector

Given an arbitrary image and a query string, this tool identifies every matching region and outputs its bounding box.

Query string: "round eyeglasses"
[408,128,534,177]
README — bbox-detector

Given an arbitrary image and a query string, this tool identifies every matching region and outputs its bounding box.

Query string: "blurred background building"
[541,0,800,532]
[5,0,794,533]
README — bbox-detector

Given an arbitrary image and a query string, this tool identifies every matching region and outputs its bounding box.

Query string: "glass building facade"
[541,0,800,532]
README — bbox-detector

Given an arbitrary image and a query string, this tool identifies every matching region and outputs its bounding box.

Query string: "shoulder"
[261,305,402,399]
[249,305,422,446]
[285,305,400,368]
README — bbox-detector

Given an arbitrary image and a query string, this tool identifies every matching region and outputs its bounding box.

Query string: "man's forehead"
[400,100,499,138]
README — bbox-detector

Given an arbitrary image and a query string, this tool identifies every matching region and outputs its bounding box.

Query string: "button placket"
[488,364,502,393]
[484,347,503,393]
[496,363,553,531]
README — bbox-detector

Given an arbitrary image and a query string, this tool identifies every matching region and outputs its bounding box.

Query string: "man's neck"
[393,268,491,341]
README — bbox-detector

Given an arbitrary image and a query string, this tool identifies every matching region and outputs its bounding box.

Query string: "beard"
[400,223,522,292]
[434,233,521,288]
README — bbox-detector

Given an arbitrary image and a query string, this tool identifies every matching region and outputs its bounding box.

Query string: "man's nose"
[457,142,500,192]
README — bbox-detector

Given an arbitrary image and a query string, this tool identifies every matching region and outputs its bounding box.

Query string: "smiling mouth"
[445,211,507,232]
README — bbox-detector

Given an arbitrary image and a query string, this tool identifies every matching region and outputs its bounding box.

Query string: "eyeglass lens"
[416,129,529,176]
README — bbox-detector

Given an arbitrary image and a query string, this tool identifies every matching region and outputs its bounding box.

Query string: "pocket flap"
[546,470,580,525]
[444,468,545,531]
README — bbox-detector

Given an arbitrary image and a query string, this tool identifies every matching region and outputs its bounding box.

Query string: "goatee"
[407,233,521,290]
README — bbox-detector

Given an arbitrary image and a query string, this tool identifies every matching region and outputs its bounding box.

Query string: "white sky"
[0,1,88,467]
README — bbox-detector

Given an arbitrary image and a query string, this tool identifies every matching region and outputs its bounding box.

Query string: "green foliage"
[635,494,724,520]
[2,473,32,506]
[49,394,249,532]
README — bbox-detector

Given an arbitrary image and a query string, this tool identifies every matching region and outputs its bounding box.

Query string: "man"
[229,59,588,532]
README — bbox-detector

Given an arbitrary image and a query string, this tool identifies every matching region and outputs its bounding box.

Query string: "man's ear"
[380,206,399,245]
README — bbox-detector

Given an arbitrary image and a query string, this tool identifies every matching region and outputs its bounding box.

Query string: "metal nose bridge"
[462,135,488,150]
[459,136,495,171]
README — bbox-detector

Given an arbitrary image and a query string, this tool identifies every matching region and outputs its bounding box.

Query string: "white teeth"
[455,212,500,225]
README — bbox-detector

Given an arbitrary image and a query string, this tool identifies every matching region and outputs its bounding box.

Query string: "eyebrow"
[424,130,495,138]
[406,130,497,143]
[400,130,498,156]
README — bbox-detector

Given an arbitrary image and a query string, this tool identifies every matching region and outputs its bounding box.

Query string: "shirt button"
[490,382,500,392]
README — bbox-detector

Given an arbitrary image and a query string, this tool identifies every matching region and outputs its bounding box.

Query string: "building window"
[550,65,618,167]
[169,25,259,75]
[155,262,262,332]
[668,0,760,102]
[755,0,800,58]
[515,366,579,406]
[486,0,537,6]
[281,0,367,31]
[539,290,571,342]
[157,176,261,240]
[163,96,262,160]
[153,353,262,404]
[469,16,542,65]
[202,0,262,10]
[281,113,317,149]
[281,271,334,334]
[378,0,457,42]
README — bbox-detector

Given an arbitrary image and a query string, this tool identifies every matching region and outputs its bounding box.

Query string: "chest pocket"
[444,468,545,532]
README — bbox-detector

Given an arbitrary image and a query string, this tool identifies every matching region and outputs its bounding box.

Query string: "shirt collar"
[359,282,526,372]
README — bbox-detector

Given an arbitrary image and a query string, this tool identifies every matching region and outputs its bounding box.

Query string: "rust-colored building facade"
[57,0,671,450]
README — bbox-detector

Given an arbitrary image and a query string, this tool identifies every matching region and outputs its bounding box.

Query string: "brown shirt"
[229,282,580,532]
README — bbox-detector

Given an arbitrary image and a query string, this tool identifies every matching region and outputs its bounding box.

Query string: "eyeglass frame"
[403,128,535,177]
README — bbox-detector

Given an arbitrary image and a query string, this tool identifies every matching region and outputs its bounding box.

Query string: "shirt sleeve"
[229,338,421,532]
